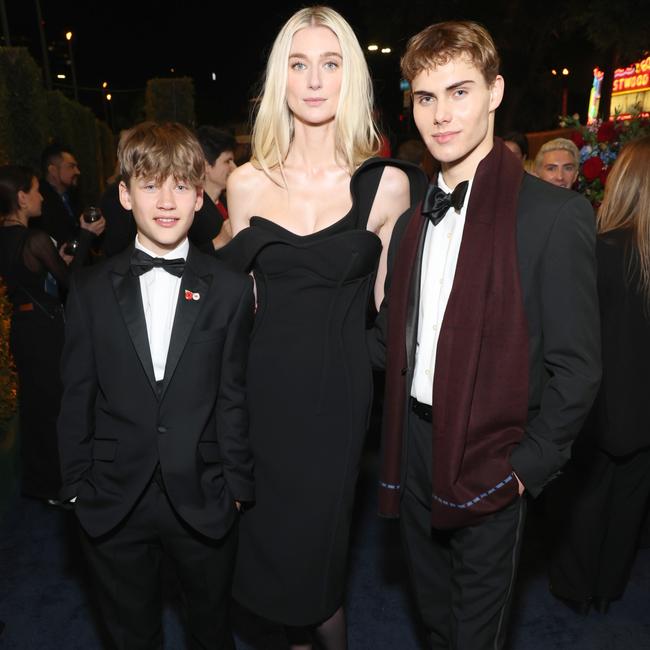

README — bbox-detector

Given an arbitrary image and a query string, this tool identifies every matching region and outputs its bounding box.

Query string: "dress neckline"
[247,156,387,239]
[249,211,354,239]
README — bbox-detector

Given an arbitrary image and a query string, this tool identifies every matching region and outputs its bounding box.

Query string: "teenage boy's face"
[119,175,203,256]
[411,56,504,178]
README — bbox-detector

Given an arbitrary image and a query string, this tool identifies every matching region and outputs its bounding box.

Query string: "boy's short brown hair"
[118,121,205,188]
[401,21,500,85]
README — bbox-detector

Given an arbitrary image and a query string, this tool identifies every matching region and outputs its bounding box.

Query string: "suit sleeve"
[510,194,602,496]
[217,275,255,502]
[57,274,98,502]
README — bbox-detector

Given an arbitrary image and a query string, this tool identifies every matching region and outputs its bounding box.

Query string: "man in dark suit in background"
[34,143,105,247]
[373,21,601,650]
[58,121,254,648]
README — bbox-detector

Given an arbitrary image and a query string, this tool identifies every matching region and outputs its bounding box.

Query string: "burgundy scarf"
[379,139,528,529]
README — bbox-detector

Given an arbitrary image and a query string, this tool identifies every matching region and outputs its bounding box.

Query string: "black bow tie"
[421,180,469,226]
[130,249,186,277]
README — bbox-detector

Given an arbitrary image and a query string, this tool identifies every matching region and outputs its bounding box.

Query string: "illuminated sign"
[612,56,650,95]
[587,67,604,124]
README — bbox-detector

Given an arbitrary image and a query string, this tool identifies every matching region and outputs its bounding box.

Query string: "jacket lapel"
[160,248,211,399]
[406,214,427,370]
[111,247,158,397]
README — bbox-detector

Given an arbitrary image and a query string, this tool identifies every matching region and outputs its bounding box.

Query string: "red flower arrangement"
[582,156,604,182]
[596,120,617,143]
[559,108,650,207]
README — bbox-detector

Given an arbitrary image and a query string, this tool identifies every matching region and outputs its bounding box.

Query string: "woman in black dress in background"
[222,6,425,649]
[0,165,97,503]
[550,136,650,613]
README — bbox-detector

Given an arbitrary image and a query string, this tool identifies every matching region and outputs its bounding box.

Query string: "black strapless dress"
[219,158,425,625]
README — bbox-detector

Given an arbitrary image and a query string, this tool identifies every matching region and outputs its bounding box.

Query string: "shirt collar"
[134,236,189,261]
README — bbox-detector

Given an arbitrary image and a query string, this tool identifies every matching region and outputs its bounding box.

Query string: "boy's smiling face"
[119,175,202,255]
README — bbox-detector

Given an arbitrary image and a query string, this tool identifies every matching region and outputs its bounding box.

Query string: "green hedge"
[97,120,117,183]
[46,90,104,203]
[0,47,49,170]
[0,46,114,202]
[0,278,19,521]
[145,77,195,126]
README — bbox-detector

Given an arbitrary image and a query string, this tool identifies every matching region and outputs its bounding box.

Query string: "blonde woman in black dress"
[222,6,425,649]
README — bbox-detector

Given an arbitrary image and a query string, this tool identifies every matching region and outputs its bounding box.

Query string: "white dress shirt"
[411,174,474,405]
[135,236,189,381]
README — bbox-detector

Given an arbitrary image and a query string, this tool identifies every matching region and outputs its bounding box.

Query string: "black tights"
[285,606,347,650]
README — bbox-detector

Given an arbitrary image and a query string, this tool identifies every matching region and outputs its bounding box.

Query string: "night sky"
[4,1,380,128]
[3,1,644,136]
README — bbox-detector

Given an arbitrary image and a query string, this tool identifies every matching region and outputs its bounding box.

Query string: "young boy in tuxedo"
[58,121,254,649]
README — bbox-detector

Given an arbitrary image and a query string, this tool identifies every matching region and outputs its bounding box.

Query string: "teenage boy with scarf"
[371,21,601,650]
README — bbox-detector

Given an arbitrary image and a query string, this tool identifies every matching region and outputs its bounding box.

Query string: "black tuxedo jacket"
[372,172,602,498]
[58,243,254,538]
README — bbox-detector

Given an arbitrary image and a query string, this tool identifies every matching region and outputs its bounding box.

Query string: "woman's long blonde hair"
[251,5,379,180]
[597,135,650,305]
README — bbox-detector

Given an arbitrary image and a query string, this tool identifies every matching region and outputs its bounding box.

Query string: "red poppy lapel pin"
[184,289,200,301]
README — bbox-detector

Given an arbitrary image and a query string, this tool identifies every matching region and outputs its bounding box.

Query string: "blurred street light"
[65,30,79,101]
[561,68,570,115]
[367,44,392,55]
[552,68,570,116]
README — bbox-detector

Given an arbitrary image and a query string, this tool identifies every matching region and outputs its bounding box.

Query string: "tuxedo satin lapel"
[160,265,210,399]
[406,214,428,369]
[111,270,158,396]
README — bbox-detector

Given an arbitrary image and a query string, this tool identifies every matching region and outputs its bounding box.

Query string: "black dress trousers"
[400,406,527,650]
[80,469,238,650]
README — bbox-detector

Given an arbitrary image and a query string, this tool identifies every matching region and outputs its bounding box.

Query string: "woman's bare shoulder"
[228,162,266,192]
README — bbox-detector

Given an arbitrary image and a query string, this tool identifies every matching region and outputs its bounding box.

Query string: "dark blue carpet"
[1,451,648,649]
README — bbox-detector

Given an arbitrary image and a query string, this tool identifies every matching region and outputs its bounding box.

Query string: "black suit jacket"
[58,243,254,538]
[372,172,601,498]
